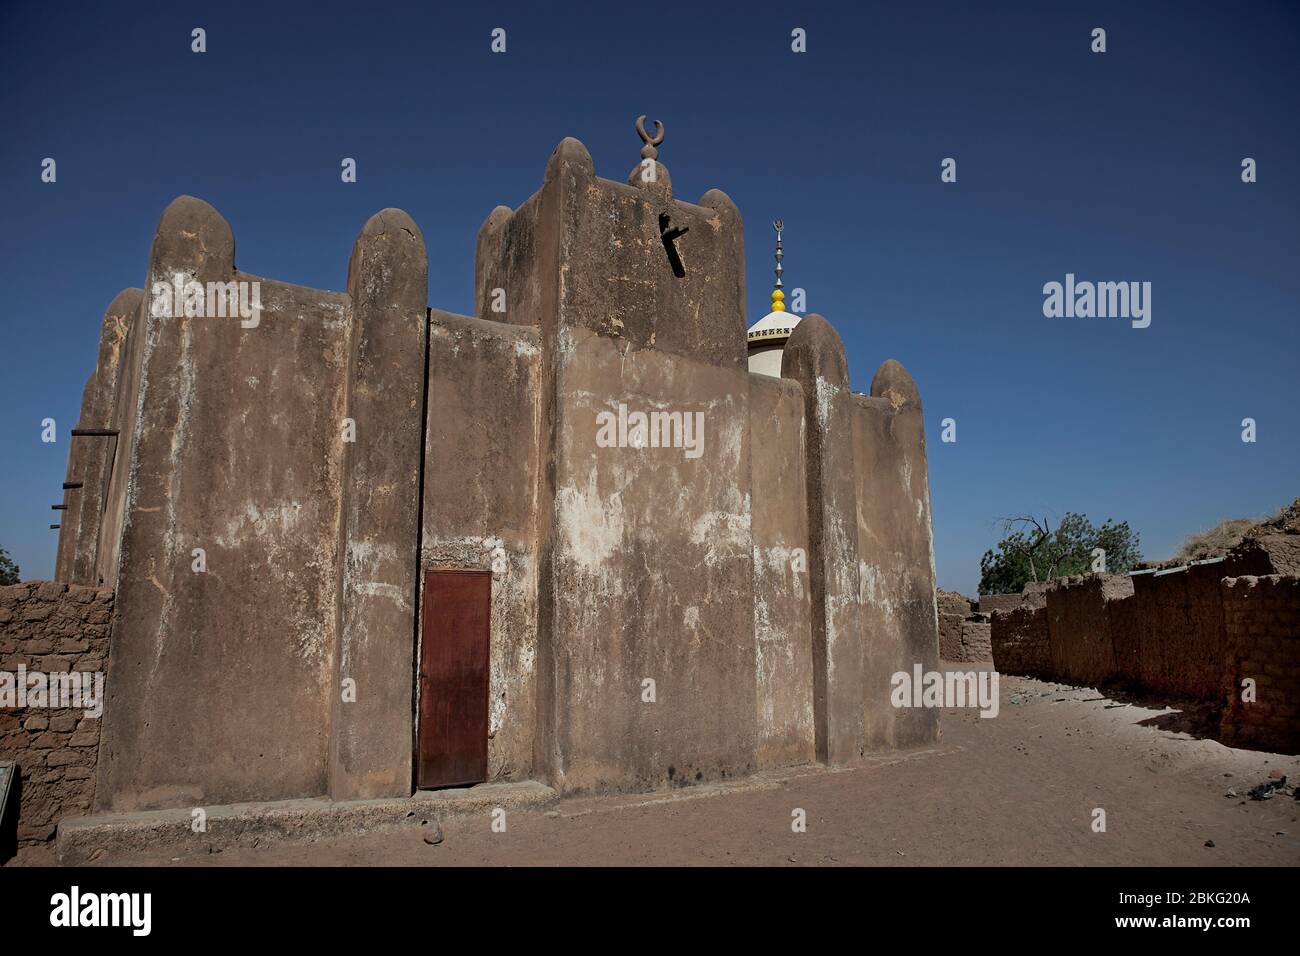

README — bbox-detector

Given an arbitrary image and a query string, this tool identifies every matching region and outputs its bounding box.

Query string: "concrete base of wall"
[55,781,555,864]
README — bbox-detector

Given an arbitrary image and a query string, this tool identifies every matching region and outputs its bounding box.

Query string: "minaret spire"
[771,220,785,313]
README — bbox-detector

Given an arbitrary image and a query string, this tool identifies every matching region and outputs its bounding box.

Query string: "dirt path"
[15,670,1300,866]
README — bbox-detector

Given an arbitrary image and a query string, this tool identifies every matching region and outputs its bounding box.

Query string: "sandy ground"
[12,667,1300,866]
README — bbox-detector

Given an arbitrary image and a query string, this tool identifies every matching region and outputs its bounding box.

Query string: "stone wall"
[0,582,112,845]
[1220,576,1300,753]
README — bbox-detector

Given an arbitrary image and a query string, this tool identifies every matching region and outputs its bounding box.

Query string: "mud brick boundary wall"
[990,571,1300,753]
[936,590,992,663]
[1045,575,1133,686]
[988,604,1051,679]
[1220,575,1300,753]
[0,581,112,845]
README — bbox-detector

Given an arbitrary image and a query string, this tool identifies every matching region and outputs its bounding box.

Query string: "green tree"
[978,513,1141,594]
[0,546,19,586]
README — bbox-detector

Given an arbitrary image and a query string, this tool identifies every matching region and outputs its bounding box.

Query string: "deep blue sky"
[2,1,1296,595]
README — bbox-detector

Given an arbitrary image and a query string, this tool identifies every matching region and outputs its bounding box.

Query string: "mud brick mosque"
[48,118,940,813]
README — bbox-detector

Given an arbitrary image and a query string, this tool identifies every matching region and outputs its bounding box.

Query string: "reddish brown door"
[417,570,491,789]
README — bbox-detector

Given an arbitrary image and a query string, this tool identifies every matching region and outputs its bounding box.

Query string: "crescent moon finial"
[635,115,665,159]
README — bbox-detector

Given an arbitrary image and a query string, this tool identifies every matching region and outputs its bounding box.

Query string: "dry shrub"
[1174,497,1299,561]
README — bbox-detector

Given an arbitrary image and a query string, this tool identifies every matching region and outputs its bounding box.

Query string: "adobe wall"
[473,140,939,787]
[991,564,1299,754]
[1220,575,1300,753]
[749,375,815,769]
[990,604,1051,678]
[937,590,970,659]
[782,317,940,759]
[959,619,992,662]
[55,290,139,586]
[781,317,864,763]
[851,371,941,747]
[1033,569,1221,695]
[1019,581,1052,609]
[475,140,762,793]
[58,136,943,811]
[329,209,429,800]
[938,613,963,659]
[1217,528,1300,577]
[1044,574,1132,686]
[421,310,543,781]
[1124,564,1226,699]
[94,285,149,589]
[0,582,112,845]
[978,593,1023,615]
[547,329,758,792]
[93,198,427,812]
[936,592,991,662]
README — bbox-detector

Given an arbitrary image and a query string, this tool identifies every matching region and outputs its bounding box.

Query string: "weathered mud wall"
[1121,565,1226,699]
[990,603,1052,677]
[782,317,940,760]
[479,141,765,794]
[749,375,815,769]
[549,329,758,792]
[1220,575,1300,753]
[55,291,140,586]
[781,316,863,764]
[1225,536,1300,577]
[94,197,426,812]
[0,582,112,844]
[62,135,943,812]
[94,288,149,591]
[991,565,1299,754]
[978,593,1022,615]
[421,310,542,781]
[1044,575,1132,686]
[958,619,992,662]
[938,612,964,659]
[329,209,429,801]
[851,363,941,747]
[937,592,991,662]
